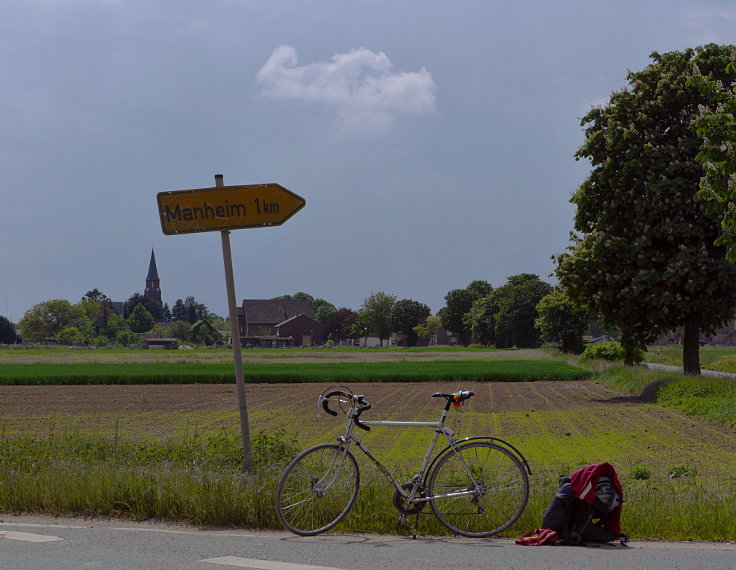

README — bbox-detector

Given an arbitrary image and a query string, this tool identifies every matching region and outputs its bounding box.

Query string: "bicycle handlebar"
[320,390,372,431]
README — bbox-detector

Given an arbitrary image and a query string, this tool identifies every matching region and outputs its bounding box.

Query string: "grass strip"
[1,431,733,540]
[0,360,590,385]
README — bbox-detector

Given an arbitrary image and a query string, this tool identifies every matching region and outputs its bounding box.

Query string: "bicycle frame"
[329,401,476,505]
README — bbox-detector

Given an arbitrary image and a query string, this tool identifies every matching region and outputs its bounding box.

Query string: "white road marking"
[200,556,344,570]
[0,530,63,542]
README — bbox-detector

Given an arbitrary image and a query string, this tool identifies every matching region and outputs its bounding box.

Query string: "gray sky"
[2,0,735,321]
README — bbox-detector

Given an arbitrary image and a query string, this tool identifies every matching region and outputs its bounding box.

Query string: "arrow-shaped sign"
[157,183,306,235]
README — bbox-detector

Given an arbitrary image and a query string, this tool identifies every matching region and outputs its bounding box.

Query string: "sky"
[2,0,736,322]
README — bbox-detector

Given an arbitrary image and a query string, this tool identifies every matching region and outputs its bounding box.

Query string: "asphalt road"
[0,516,734,570]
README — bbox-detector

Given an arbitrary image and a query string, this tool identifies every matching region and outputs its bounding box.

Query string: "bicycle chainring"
[392,482,427,515]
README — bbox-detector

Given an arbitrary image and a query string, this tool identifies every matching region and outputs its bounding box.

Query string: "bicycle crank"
[392,482,427,515]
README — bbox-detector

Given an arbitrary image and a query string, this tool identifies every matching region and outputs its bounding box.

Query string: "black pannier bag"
[542,462,624,544]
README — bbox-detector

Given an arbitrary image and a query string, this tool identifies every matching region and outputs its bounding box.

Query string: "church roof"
[146,249,160,281]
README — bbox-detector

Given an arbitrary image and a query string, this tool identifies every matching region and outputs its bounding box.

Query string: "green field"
[0,359,590,385]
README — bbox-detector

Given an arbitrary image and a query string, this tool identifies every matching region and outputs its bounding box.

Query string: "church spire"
[144,249,162,305]
[146,249,160,281]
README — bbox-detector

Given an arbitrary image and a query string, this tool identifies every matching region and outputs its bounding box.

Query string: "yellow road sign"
[157,183,306,235]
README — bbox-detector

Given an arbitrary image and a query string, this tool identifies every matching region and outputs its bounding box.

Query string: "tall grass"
[0,360,590,385]
[1,428,734,540]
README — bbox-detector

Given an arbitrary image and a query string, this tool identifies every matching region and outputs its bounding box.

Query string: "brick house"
[237,299,323,347]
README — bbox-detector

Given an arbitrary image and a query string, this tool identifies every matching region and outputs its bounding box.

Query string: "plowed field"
[2,381,734,479]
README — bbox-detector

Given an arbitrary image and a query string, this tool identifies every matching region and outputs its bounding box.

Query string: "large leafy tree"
[694,58,736,259]
[492,274,552,348]
[440,288,480,346]
[325,308,358,344]
[556,45,736,374]
[464,295,499,346]
[391,299,431,347]
[18,299,86,342]
[535,290,588,354]
[361,291,396,346]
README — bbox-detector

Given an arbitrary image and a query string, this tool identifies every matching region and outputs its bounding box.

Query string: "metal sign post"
[216,174,253,474]
[156,175,306,475]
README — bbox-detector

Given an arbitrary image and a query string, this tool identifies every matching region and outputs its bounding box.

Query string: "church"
[144,249,162,305]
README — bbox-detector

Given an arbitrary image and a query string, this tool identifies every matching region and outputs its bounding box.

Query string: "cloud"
[256,45,436,131]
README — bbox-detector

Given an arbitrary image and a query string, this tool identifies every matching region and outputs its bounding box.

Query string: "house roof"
[242,299,315,324]
[275,313,320,328]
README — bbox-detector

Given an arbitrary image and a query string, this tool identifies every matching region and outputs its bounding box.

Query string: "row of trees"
[10,290,221,347]
[315,277,588,352]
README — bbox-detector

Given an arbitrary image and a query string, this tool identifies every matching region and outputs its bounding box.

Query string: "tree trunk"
[682,319,701,376]
[620,331,637,367]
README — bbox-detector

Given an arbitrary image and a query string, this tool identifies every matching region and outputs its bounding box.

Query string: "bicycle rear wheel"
[276,443,360,536]
[427,441,529,537]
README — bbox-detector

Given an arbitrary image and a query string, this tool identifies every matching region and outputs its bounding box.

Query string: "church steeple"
[144,249,162,305]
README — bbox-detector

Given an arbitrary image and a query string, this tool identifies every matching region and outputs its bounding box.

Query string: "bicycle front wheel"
[428,441,529,537]
[276,443,360,536]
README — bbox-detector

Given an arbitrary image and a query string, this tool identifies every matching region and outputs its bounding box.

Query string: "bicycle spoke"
[276,444,360,536]
[428,442,529,537]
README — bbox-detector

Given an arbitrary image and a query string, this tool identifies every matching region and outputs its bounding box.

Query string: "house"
[237,299,323,347]
[191,319,225,346]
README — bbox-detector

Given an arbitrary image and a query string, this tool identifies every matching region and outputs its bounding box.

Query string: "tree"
[18,299,85,342]
[441,288,480,346]
[413,315,441,346]
[694,58,736,260]
[128,303,155,333]
[171,296,208,324]
[464,294,499,346]
[0,316,17,344]
[535,290,588,354]
[556,45,736,374]
[162,303,172,322]
[314,300,337,325]
[361,292,396,346]
[169,320,192,342]
[57,326,86,346]
[325,308,358,344]
[125,292,164,322]
[83,289,107,303]
[351,310,373,346]
[492,274,553,348]
[115,330,139,347]
[391,299,431,347]
[467,280,493,297]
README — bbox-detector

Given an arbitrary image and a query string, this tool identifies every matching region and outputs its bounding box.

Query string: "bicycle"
[275,387,531,538]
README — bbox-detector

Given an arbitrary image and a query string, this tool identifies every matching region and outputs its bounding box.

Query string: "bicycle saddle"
[432,391,474,402]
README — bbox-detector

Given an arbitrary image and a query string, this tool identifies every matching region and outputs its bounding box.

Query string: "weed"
[630,464,652,480]
[668,465,698,479]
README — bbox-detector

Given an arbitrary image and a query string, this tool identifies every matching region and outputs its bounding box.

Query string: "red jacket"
[570,462,623,535]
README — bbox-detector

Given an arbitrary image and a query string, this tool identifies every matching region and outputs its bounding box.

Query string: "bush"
[580,340,643,363]
[115,330,139,347]
[57,327,86,346]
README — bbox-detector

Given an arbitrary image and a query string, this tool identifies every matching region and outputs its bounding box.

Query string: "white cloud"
[256,45,436,131]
